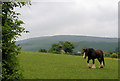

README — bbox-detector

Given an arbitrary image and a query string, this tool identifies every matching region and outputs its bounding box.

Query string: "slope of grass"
[16,35,118,52]
[18,51,118,79]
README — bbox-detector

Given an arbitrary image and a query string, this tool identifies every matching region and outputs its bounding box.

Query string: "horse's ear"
[83,49,86,51]
[83,48,87,51]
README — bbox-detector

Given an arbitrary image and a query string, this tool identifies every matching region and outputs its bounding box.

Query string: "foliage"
[38,48,47,53]
[48,43,62,54]
[2,2,30,80]
[111,53,118,58]
[48,41,74,54]
[62,41,74,53]
[104,52,111,57]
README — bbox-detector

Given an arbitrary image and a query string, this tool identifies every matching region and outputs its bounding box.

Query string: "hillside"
[16,35,118,52]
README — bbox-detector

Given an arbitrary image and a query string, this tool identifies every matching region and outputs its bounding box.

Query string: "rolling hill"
[16,35,118,52]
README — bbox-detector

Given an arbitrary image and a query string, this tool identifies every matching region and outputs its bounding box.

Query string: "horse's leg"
[92,59,96,69]
[87,58,91,68]
[97,58,101,64]
[101,55,105,67]
[100,60,104,68]
[97,58,102,68]
[100,51,104,68]
[99,60,104,68]
[98,58,104,68]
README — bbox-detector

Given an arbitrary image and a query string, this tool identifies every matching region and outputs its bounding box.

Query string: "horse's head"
[83,49,88,59]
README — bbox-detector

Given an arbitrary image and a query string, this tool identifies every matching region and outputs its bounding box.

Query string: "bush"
[111,53,118,58]
[48,48,60,54]
[104,52,111,57]
[2,2,30,80]
[38,48,47,53]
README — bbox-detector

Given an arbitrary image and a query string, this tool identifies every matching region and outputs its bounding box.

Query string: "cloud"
[15,0,119,40]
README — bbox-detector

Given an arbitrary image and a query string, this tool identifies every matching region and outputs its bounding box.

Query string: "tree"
[62,41,74,53]
[48,41,74,54]
[38,48,47,53]
[2,2,31,80]
[48,43,62,54]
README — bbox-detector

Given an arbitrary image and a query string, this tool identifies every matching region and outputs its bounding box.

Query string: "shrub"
[48,48,60,54]
[111,53,118,58]
[2,2,31,80]
[38,48,47,53]
[104,52,111,57]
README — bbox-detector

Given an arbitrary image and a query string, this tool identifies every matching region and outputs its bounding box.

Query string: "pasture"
[18,51,118,79]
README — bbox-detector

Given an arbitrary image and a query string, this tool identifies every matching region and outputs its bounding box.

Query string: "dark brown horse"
[83,48,105,69]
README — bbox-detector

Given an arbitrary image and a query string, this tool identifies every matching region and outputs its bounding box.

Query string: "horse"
[83,48,105,69]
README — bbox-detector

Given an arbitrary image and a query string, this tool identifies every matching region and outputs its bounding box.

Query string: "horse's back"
[95,49,103,58]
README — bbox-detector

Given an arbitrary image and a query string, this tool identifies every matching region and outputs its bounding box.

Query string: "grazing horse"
[83,48,105,69]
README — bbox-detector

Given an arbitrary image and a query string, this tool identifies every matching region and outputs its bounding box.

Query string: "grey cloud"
[15,0,118,40]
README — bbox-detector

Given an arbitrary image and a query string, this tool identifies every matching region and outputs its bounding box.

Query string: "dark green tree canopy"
[49,41,74,54]
[2,2,30,80]
[48,43,62,54]
[62,41,74,53]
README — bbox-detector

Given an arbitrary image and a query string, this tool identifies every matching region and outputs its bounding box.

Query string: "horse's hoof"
[92,64,96,69]
[88,65,91,68]
[99,66,104,68]
[88,66,91,68]
[99,67,103,69]
[88,64,91,68]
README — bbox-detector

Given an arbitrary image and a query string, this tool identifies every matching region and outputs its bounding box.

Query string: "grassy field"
[18,51,118,79]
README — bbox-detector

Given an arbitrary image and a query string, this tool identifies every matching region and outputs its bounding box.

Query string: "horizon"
[16,34,118,41]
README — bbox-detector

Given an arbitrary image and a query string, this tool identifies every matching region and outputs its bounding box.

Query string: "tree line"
[39,42,119,58]
[39,41,74,54]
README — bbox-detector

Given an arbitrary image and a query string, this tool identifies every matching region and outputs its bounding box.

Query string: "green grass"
[18,51,118,79]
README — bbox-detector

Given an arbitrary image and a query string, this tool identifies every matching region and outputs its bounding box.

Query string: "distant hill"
[16,35,118,52]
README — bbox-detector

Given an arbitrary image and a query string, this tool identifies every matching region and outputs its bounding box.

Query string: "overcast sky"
[15,0,119,40]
